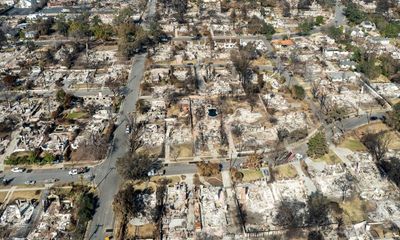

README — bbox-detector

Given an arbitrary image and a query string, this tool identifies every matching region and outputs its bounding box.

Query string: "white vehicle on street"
[125,124,131,134]
[69,169,78,175]
[24,180,36,185]
[295,153,303,160]
[11,167,24,173]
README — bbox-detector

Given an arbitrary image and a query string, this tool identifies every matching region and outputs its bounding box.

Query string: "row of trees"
[360,131,400,187]
[5,151,56,165]
[113,115,162,238]
[349,46,399,80]
[298,16,324,35]
[344,2,400,38]
[297,0,336,10]
[71,187,98,239]
[386,103,400,131]
[247,16,276,39]
[54,14,113,41]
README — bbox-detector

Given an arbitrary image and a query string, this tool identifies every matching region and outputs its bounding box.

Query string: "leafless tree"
[116,152,161,180]
[230,49,252,89]
[361,131,391,162]
[274,199,305,228]
[126,113,146,154]
[334,173,354,201]
[311,79,321,99]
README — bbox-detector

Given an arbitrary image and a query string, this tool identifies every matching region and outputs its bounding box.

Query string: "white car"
[68,169,78,175]
[125,125,131,134]
[24,180,36,185]
[11,167,24,173]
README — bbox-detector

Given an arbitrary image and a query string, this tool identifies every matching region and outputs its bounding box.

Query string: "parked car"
[11,167,24,173]
[2,178,11,185]
[191,34,201,40]
[77,167,89,174]
[295,153,303,160]
[68,169,78,175]
[45,178,59,183]
[370,116,378,121]
[125,124,131,134]
[24,180,36,185]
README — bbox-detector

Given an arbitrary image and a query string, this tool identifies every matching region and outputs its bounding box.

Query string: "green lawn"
[339,137,367,152]
[240,169,264,182]
[66,111,87,119]
[314,150,342,165]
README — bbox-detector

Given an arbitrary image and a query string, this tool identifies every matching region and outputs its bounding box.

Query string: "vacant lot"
[313,150,342,165]
[240,169,264,182]
[272,164,298,180]
[339,137,367,152]
[340,197,375,225]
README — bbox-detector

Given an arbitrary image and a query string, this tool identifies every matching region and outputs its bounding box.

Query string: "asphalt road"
[2,111,386,183]
[334,0,346,27]
[86,54,147,240]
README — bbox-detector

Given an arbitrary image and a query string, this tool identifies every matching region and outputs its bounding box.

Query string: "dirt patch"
[204,173,223,187]
[9,190,41,202]
[340,197,376,225]
[126,223,156,239]
[0,192,8,204]
[339,136,367,152]
[150,176,181,186]
[353,122,400,150]
[170,143,193,159]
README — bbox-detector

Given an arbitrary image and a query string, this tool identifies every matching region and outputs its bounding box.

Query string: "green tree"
[90,15,102,27]
[68,13,91,39]
[382,22,400,38]
[315,16,324,26]
[0,29,7,47]
[43,152,55,164]
[344,3,366,24]
[376,0,391,13]
[74,191,97,238]
[149,20,163,42]
[31,17,54,36]
[307,132,328,158]
[326,26,343,41]
[351,46,363,63]
[55,14,69,36]
[380,55,399,78]
[357,56,381,79]
[386,103,400,131]
[262,22,276,39]
[292,85,306,100]
[92,24,113,41]
[56,89,67,103]
[306,191,330,226]
[298,18,315,35]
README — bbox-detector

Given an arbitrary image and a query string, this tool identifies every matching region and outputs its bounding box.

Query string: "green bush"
[292,85,306,100]
[307,132,329,158]
[5,151,56,165]
[344,3,366,24]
